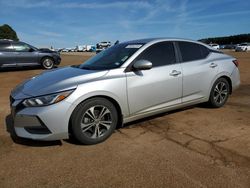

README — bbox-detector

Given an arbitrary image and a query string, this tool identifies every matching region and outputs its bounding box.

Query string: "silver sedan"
[10,38,240,144]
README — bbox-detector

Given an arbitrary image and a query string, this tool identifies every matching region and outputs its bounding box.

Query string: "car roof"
[127,38,224,54]
[125,38,207,45]
[123,38,214,50]
[0,39,13,44]
[0,39,13,42]
[0,40,24,44]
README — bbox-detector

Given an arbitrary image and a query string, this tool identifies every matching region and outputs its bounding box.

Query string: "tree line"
[199,34,250,45]
[1,23,250,45]
[0,24,19,41]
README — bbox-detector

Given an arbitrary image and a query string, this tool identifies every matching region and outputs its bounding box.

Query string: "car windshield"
[240,43,247,46]
[79,43,144,70]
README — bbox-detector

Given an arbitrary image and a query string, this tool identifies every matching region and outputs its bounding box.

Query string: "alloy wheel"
[80,105,112,139]
[43,58,53,69]
[213,81,228,105]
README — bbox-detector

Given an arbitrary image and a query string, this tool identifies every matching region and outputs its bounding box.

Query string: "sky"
[0,0,249,48]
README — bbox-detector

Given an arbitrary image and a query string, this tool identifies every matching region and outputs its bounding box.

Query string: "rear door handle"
[170,70,181,76]
[210,63,217,68]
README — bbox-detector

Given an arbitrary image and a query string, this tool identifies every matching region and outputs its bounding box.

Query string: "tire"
[70,98,118,145]
[41,57,54,69]
[208,78,230,108]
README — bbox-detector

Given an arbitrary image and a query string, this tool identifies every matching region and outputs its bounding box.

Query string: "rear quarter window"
[0,42,13,52]
[178,41,209,62]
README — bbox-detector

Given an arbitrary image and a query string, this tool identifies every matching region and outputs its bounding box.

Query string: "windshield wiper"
[71,65,94,70]
[80,66,95,70]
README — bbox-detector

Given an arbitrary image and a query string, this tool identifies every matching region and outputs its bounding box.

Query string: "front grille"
[11,102,26,116]
[15,103,25,113]
[10,95,26,116]
[9,95,15,105]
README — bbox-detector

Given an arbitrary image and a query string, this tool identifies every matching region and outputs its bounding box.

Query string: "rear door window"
[135,42,176,67]
[178,41,209,62]
[0,42,13,52]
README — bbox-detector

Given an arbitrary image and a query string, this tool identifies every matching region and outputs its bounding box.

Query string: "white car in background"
[97,41,111,48]
[209,43,220,49]
[61,48,69,52]
[235,43,250,52]
[76,45,86,52]
[96,41,112,53]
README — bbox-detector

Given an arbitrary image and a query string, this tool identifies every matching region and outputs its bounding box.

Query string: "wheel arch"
[220,75,232,94]
[209,72,233,96]
[68,95,124,135]
[40,55,54,64]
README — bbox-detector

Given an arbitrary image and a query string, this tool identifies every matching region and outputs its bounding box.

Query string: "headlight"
[22,90,74,107]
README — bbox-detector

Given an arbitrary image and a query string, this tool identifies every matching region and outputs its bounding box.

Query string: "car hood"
[11,66,108,99]
[38,48,54,53]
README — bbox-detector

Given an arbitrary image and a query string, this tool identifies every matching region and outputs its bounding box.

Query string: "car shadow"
[63,136,83,145]
[0,66,41,72]
[4,103,210,146]
[69,104,204,145]
[120,103,212,129]
[5,114,62,147]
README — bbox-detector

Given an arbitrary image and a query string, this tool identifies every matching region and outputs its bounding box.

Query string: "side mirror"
[133,60,152,71]
[29,48,35,52]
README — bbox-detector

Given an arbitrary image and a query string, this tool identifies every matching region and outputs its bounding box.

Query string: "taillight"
[233,60,239,67]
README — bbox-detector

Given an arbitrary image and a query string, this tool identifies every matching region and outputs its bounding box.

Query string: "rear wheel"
[41,57,54,69]
[208,78,230,108]
[70,98,118,145]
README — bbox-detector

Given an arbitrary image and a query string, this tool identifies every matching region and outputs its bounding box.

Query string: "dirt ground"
[0,51,249,187]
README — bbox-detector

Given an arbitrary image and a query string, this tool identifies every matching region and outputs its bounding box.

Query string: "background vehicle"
[96,41,111,53]
[0,40,61,69]
[10,38,240,145]
[209,43,220,49]
[61,48,69,52]
[75,45,86,52]
[86,45,96,52]
[235,43,250,52]
[68,48,75,52]
[97,41,111,48]
[75,45,96,52]
[223,44,237,49]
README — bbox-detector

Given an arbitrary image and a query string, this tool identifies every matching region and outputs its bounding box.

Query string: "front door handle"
[170,70,181,76]
[210,63,217,68]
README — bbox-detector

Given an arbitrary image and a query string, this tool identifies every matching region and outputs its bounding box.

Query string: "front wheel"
[41,57,54,69]
[208,78,230,108]
[70,98,118,145]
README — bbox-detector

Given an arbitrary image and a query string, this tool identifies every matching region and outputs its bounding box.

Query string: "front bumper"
[54,55,61,65]
[10,95,75,141]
